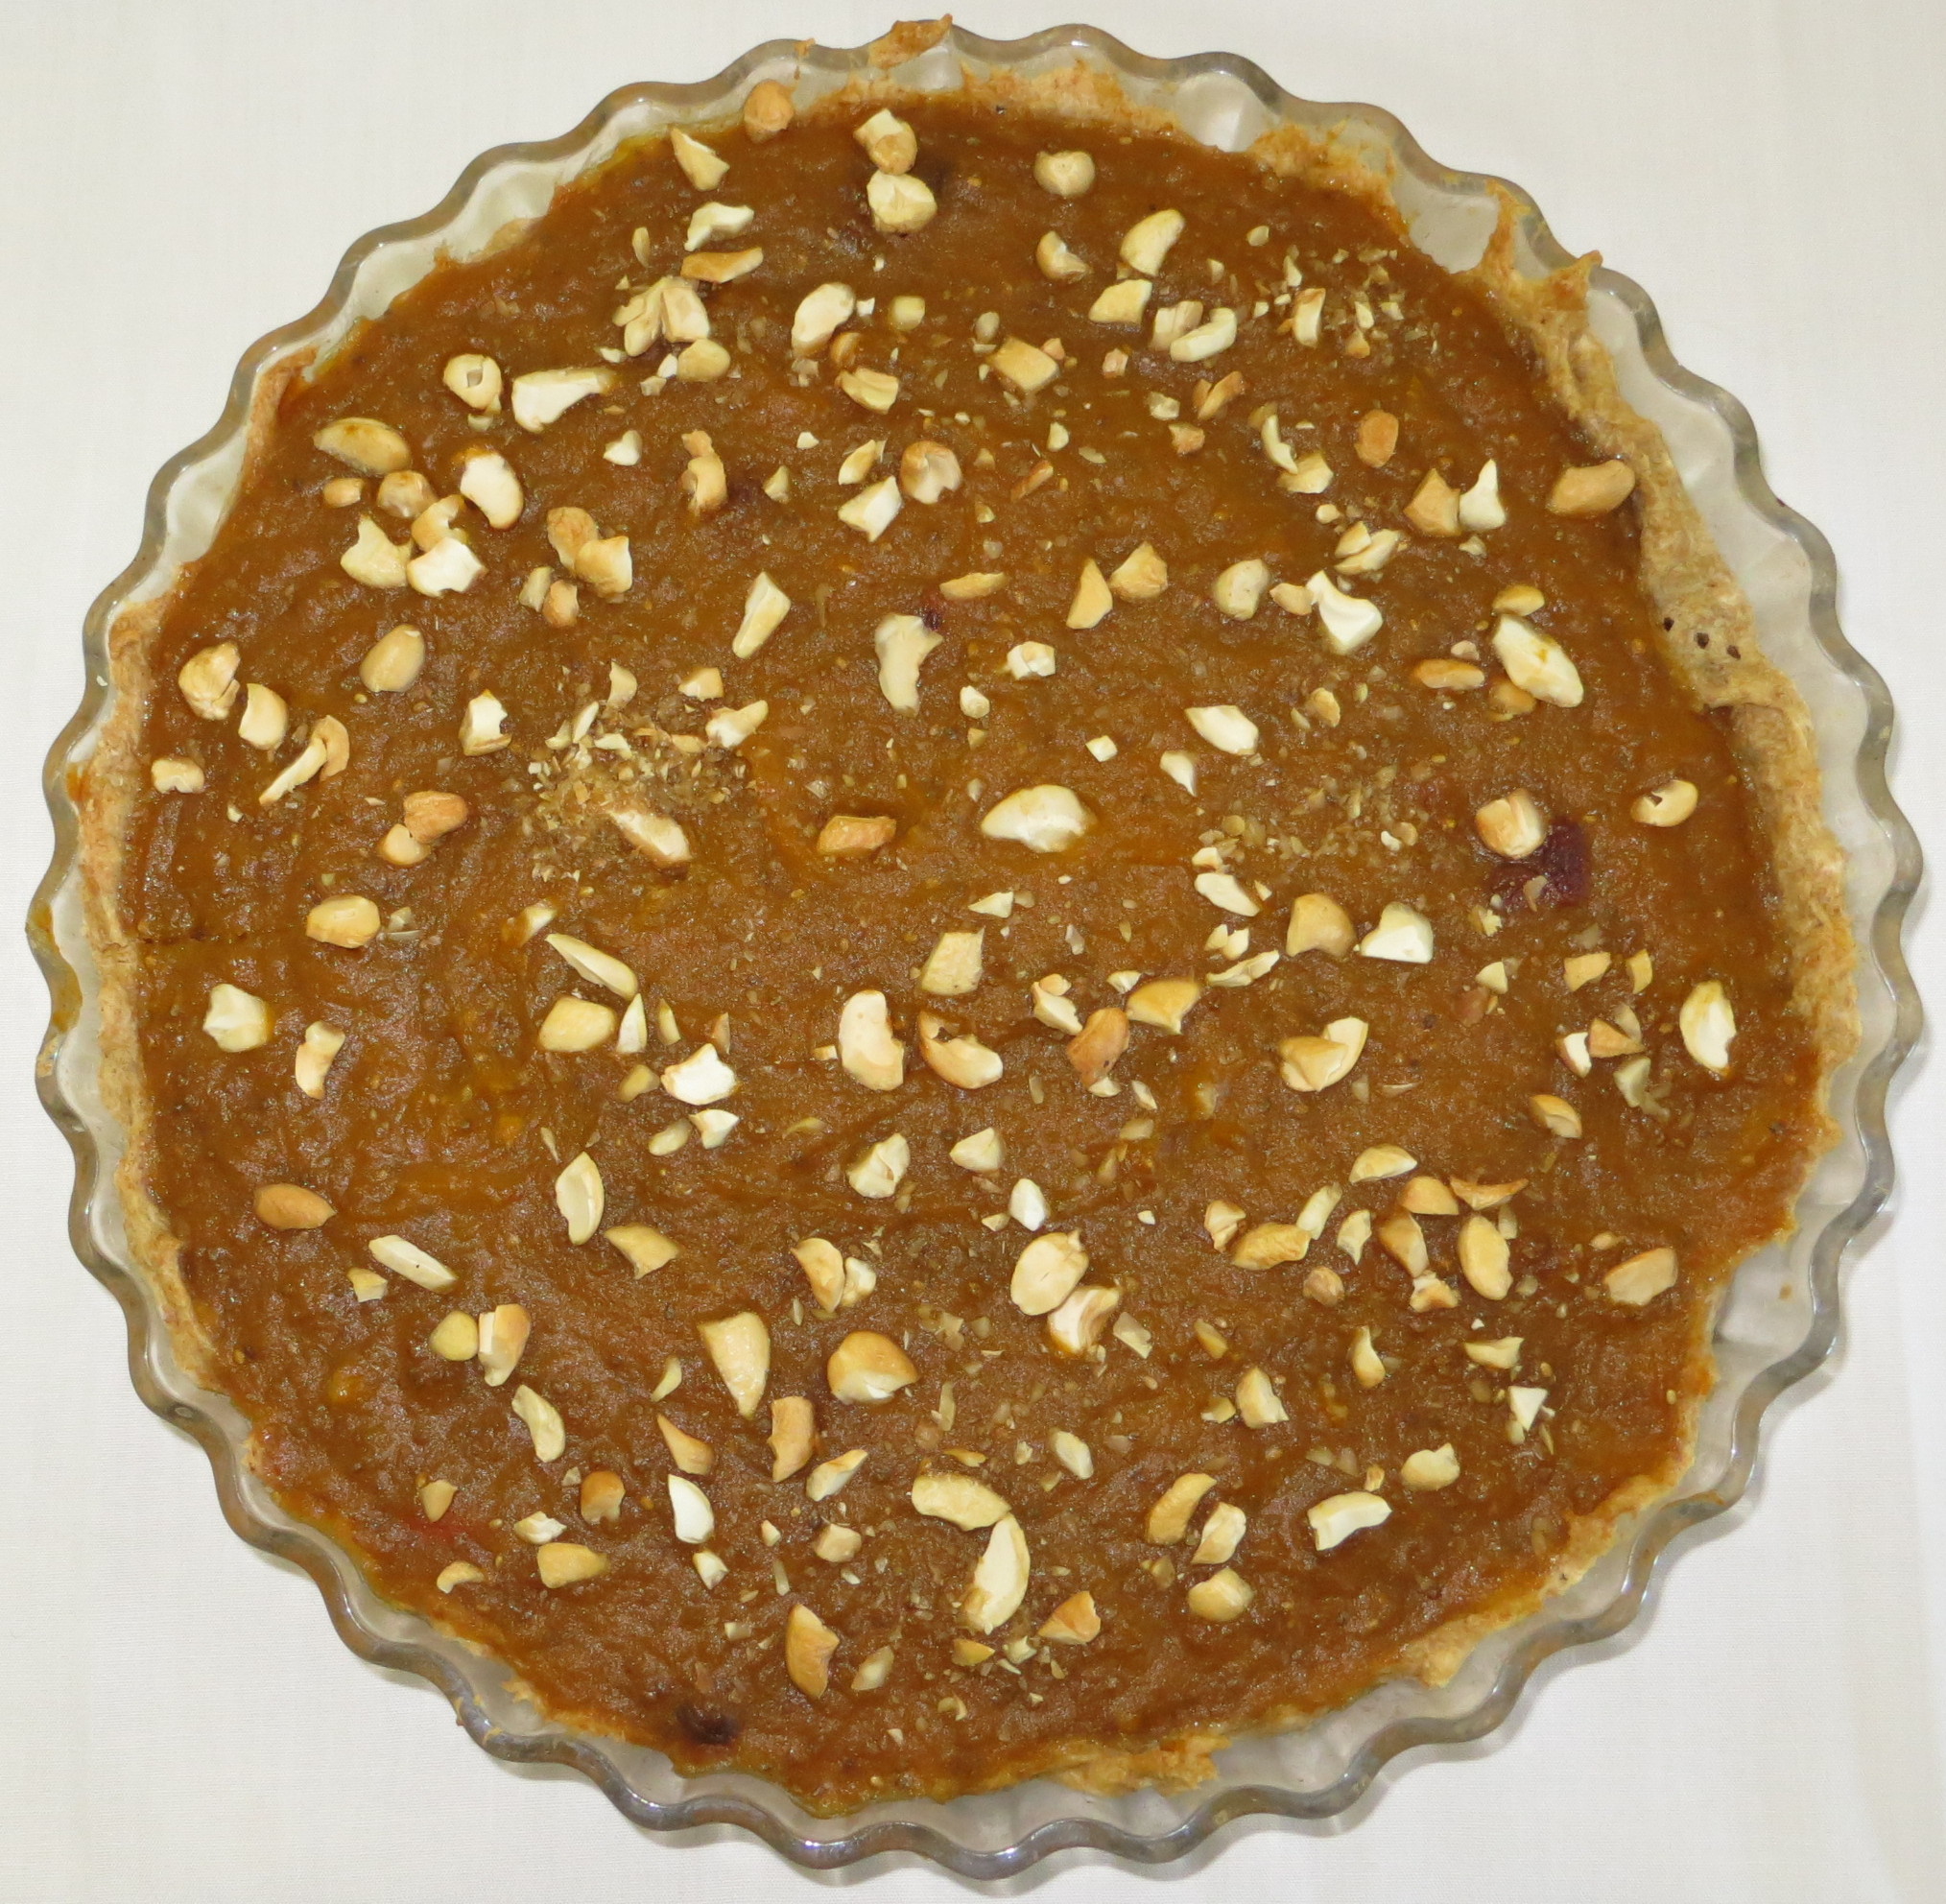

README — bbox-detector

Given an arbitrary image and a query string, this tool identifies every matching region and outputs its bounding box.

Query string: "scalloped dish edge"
[63,17,1861,1822]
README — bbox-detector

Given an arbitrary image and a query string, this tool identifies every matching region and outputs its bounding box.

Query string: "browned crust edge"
[71,40,1858,1814]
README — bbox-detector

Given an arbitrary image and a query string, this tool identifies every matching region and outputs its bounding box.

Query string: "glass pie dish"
[31,18,1922,1877]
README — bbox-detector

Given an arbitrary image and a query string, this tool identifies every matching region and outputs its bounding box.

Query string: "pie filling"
[105,83,1831,1810]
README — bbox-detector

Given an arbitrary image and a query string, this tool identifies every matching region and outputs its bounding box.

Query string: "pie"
[81,35,1855,1814]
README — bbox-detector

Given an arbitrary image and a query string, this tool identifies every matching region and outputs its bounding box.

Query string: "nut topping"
[980,784,1094,853]
[150,757,205,794]
[1548,460,1636,516]
[608,802,691,866]
[237,683,288,751]
[769,1396,815,1480]
[554,1151,605,1243]
[839,366,900,413]
[1193,1502,1248,1566]
[1457,1215,1512,1299]
[535,1543,607,1588]
[1146,1472,1217,1544]
[1186,1569,1254,1623]
[476,1303,530,1384]
[305,894,381,949]
[456,449,522,529]
[1405,468,1462,538]
[545,933,636,1000]
[1108,542,1169,601]
[1278,1016,1368,1093]
[791,282,856,355]
[698,1312,770,1417]
[1286,892,1355,959]
[368,1235,456,1291]
[1355,410,1400,466]
[203,984,272,1053]
[510,1384,566,1461]
[1066,1007,1128,1086]
[814,1524,863,1564]
[254,1183,333,1230]
[1185,704,1259,755]
[1087,278,1152,327]
[837,474,902,540]
[1037,1591,1101,1643]
[855,107,917,173]
[314,417,411,476]
[1492,615,1584,707]
[1475,790,1548,861]
[1357,902,1435,964]
[441,354,502,413]
[670,128,728,190]
[866,169,937,234]
[1120,208,1184,275]
[899,440,962,504]
[1211,559,1271,620]
[961,1514,1031,1632]
[839,990,906,1092]
[1634,778,1699,826]
[827,1331,918,1404]
[845,1132,910,1200]
[666,1474,715,1544]
[1308,1490,1391,1552]
[509,366,616,433]
[293,1020,344,1096]
[913,1470,1010,1530]
[1414,657,1485,693]
[874,613,942,711]
[1401,1445,1461,1490]
[1045,1284,1121,1354]
[918,1013,1004,1089]
[1308,571,1384,654]
[1679,981,1737,1072]
[459,692,509,756]
[1033,149,1096,196]
[684,201,754,250]
[1234,1367,1289,1426]
[538,996,617,1052]
[359,625,424,693]
[1010,1231,1088,1316]
[178,642,242,721]
[806,1447,868,1502]
[1035,230,1088,281]
[662,1043,737,1105]
[581,1471,626,1523]
[1232,1223,1310,1268]
[1529,1094,1583,1139]
[1126,977,1201,1034]
[785,1605,839,1698]
[919,929,984,996]
[1460,459,1507,531]
[988,336,1059,393]
[793,1237,849,1315]
[817,813,897,856]
[743,80,795,140]
[1605,1247,1679,1306]
[949,1128,1004,1174]
[1066,560,1113,629]
[1563,951,1611,991]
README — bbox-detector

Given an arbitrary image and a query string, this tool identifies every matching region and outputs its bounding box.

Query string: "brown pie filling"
[104,86,1836,1810]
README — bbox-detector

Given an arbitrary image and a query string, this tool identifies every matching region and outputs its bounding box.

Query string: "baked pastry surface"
[82,64,1853,1812]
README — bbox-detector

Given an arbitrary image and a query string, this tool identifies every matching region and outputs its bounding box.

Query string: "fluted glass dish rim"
[30,18,1923,1877]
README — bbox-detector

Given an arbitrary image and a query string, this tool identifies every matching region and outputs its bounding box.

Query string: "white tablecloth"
[3,3,1939,1897]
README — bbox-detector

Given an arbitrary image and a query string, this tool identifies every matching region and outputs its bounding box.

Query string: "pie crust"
[74,28,1857,1808]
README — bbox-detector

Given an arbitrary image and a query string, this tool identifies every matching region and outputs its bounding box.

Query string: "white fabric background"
[1,2,1939,1897]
